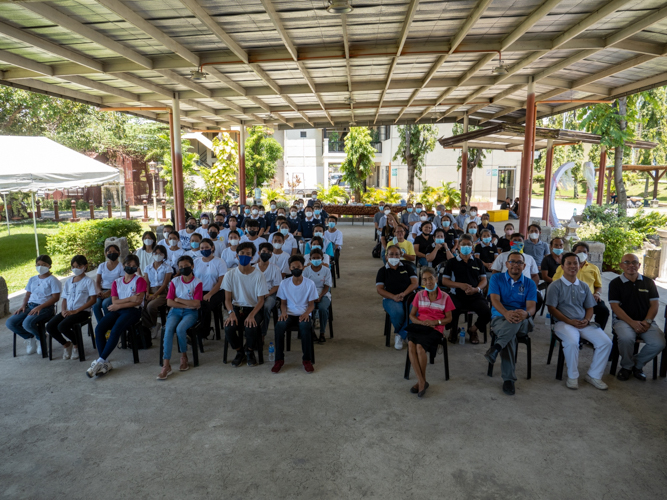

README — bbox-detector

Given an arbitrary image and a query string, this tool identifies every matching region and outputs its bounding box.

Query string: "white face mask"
[273,243,282,250]
[470,211,477,216]
[229,239,239,246]
[154,254,165,262]
[143,238,154,246]
[169,240,179,247]
[387,258,401,266]
[201,219,208,225]
[232,210,238,215]
[577,252,588,262]
[71,267,85,276]
[529,232,539,240]
[36,265,49,275]
[163,232,170,240]
[251,209,259,215]
[270,204,276,210]
[314,232,323,237]
[299,203,304,208]
[305,212,313,218]
[384,209,391,215]
[290,211,297,216]
[420,215,428,221]
[259,211,265,216]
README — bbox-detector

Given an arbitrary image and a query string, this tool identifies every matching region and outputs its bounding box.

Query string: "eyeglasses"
[622,260,640,266]
[507,260,524,265]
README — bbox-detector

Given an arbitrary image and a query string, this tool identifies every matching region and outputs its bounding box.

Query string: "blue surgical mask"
[281,228,289,236]
[460,245,473,255]
[191,241,200,249]
[435,238,445,245]
[443,221,451,227]
[314,209,321,215]
[311,245,321,250]
[311,259,322,267]
[328,222,336,229]
[469,228,477,235]
[553,248,564,255]
[200,249,212,257]
[415,208,422,214]
[238,254,252,266]
[244,208,250,214]
[435,210,441,216]
[407,208,413,213]
[425,285,438,293]
[482,237,492,244]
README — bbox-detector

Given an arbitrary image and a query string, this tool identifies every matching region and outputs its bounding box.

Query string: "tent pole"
[31,192,39,257]
[3,193,10,235]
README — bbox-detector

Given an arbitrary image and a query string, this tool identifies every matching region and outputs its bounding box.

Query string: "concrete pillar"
[239,126,247,205]
[0,276,9,318]
[541,139,554,224]
[656,229,667,284]
[519,79,536,236]
[461,113,469,206]
[171,94,185,230]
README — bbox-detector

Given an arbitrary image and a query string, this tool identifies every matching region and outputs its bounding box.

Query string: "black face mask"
[460,209,466,214]
[187,224,196,230]
[180,267,193,276]
[107,253,119,261]
[291,268,303,278]
[124,266,137,275]
[259,253,271,262]
[209,232,218,239]
[247,229,258,236]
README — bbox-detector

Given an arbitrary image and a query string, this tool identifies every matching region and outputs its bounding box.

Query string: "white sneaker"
[86,360,101,378]
[152,323,160,339]
[71,346,79,360]
[25,338,37,355]
[566,377,578,390]
[63,344,72,360]
[585,374,608,390]
[36,340,42,356]
[394,334,403,350]
[97,361,113,376]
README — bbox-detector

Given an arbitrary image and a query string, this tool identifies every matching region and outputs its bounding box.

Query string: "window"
[300,131,307,138]
[379,125,391,141]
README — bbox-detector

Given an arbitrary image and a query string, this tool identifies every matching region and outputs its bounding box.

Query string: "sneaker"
[231,351,246,367]
[63,344,73,360]
[318,334,326,344]
[97,361,112,376]
[502,380,515,396]
[26,338,37,355]
[36,340,42,356]
[271,360,284,374]
[394,335,403,350]
[246,350,258,367]
[584,374,608,390]
[566,377,579,390]
[86,360,100,378]
[71,346,79,360]
[313,316,320,331]
[303,360,314,374]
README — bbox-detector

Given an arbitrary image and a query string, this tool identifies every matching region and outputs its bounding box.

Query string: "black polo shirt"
[441,255,486,295]
[497,236,511,253]
[541,254,561,278]
[608,274,659,321]
[381,225,395,241]
[413,234,434,256]
[443,228,458,249]
[376,262,417,295]
[475,242,498,264]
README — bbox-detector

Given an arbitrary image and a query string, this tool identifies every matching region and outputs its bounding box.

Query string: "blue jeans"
[6,303,54,340]
[315,296,331,334]
[94,307,141,360]
[381,248,386,264]
[508,210,518,219]
[163,308,198,360]
[417,257,428,267]
[383,298,408,340]
[92,295,112,323]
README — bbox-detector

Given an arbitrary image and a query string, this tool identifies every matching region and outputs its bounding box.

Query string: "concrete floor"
[1,222,666,500]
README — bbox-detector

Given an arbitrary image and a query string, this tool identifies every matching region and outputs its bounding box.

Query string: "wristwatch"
[438,319,442,325]
[227,310,233,315]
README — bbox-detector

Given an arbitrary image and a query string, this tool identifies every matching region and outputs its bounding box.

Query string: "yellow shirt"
[552,261,602,294]
[387,239,416,259]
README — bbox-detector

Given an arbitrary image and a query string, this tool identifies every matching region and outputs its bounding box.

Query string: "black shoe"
[318,334,326,344]
[231,351,245,367]
[246,350,258,367]
[632,367,647,381]
[616,368,631,381]
[484,346,499,365]
[502,380,515,396]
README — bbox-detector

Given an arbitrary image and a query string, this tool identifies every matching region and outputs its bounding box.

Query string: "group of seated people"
[376,204,666,397]
[6,199,344,379]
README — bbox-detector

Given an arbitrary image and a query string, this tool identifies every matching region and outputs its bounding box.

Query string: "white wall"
[282,129,323,190]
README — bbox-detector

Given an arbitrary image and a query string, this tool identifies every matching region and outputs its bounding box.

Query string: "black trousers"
[224,305,263,352]
[449,293,491,332]
[593,300,609,330]
[275,315,313,362]
[46,311,90,345]
[200,289,225,336]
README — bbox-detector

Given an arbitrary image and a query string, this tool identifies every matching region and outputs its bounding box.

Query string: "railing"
[327,141,382,153]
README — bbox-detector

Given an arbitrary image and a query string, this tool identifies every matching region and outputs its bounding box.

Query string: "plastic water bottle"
[459,327,465,345]
[268,342,275,362]
[573,208,577,217]
[545,312,551,325]
[298,240,305,254]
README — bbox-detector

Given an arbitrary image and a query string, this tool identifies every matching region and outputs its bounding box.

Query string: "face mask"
[273,243,283,250]
[553,248,564,255]
[328,222,336,229]
[281,228,289,236]
[435,238,445,245]
[180,266,193,276]
[124,266,137,275]
[71,267,85,276]
[379,206,385,212]
[407,208,413,213]
[311,245,322,250]
[384,210,391,216]
[200,249,213,258]
[459,246,473,256]
[392,237,398,244]
[443,221,451,228]
[314,231,323,237]
[314,209,321,215]
[291,268,303,278]
[311,259,322,267]
[420,215,428,221]
[187,224,196,230]
[290,211,297,216]
[229,239,239,246]
[251,209,259,215]
[312,195,317,200]
[577,252,588,262]
[482,220,489,226]
[470,211,477,217]
[511,242,524,252]
[435,211,441,216]
[270,204,276,210]
[469,228,477,235]
[460,209,466,214]
[245,208,250,214]
[247,229,258,237]
[259,253,271,262]
[163,232,171,240]
[238,254,252,266]
[209,232,218,240]
[299,203,304,208]
[415,208,422,214]
[191,241,200,249]
[36,265,49,275]
[143,239,154,246]
[107,252,119,261]
[237,228,244,236]
[154,254,165,262]
[425,285,438,293]
[201,219,209,225]
[529,232,540,240]
[506,230,514,237]
[232,210,238,215]
[259,211,265,217]
[305,212,313,218]
[169,240,179,247]
[278,213,285,218]
[482,237,492,244]
[388,257,401,266]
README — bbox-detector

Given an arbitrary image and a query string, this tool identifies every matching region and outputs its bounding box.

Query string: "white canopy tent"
[0,136,122,257]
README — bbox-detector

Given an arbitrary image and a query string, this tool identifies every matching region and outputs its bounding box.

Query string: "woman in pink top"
[406,267,455,397]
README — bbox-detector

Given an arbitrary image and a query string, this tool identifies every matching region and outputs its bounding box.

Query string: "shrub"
[46,218,143,267]
[317,184,350,204]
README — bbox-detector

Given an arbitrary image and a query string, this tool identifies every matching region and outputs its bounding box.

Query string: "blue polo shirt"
[297,217,322,239]
[488,271,537,318]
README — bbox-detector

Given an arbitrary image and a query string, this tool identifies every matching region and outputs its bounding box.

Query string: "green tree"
[452,122,487,203]
[393,124,438,193]
[205,132,239,203]
[341,127,377,202]
[158,136,200,205]
[245,125,284,190]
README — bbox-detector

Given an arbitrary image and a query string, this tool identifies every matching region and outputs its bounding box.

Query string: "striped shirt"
[411,289,455,333]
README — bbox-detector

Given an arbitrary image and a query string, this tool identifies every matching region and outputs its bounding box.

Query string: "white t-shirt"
[166,246,185,271]
[212,239,225,259]
[195,226,210,239]
[26,274,62,305]
[277,277,319,316]
[184,249,203,259]
[194,256,227,291]
[96,261,124,289]
[221,247,239,270]
[304,253,330,266]
[303,265,333,300]
[135,247,155,275]
[62,275,97,311]
[270,252,290,274]
[221,266,269,308]
[144,261,173,289]
[491,251,539,279]
[254,262,282,291]
[323,229,343,249]
[239,235,267,264]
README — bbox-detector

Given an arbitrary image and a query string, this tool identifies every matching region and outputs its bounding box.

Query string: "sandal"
[469,330,480,344]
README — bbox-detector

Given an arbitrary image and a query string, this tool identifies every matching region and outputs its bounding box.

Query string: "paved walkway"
[1,223,665,499]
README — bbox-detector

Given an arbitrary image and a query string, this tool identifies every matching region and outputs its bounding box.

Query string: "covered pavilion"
[2,1,667,229]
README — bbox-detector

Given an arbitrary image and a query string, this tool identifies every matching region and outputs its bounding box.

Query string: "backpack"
[372,242,381,259]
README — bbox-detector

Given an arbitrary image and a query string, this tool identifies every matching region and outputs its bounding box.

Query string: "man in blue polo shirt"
[486,251,537,396]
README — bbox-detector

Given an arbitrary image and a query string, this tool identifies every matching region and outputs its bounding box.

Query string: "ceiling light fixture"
[491,53,509,75]
[327,0,353,14]
[190,69,207,81]
[345,96,356,104]
[349,121,357,126]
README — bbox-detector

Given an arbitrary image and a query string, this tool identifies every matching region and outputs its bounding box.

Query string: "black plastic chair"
[404,335,450,381]
[222,315,265,365]
[159,309,204,367]
[450,309,488,344]
[487,331,532,379]
[330,258,337,288]
[118,308,146,364]
[12,317,50,359]
[609,329,660,380]
[48,315,95,362]
[334,248,341,279]
[546,317,595,381]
